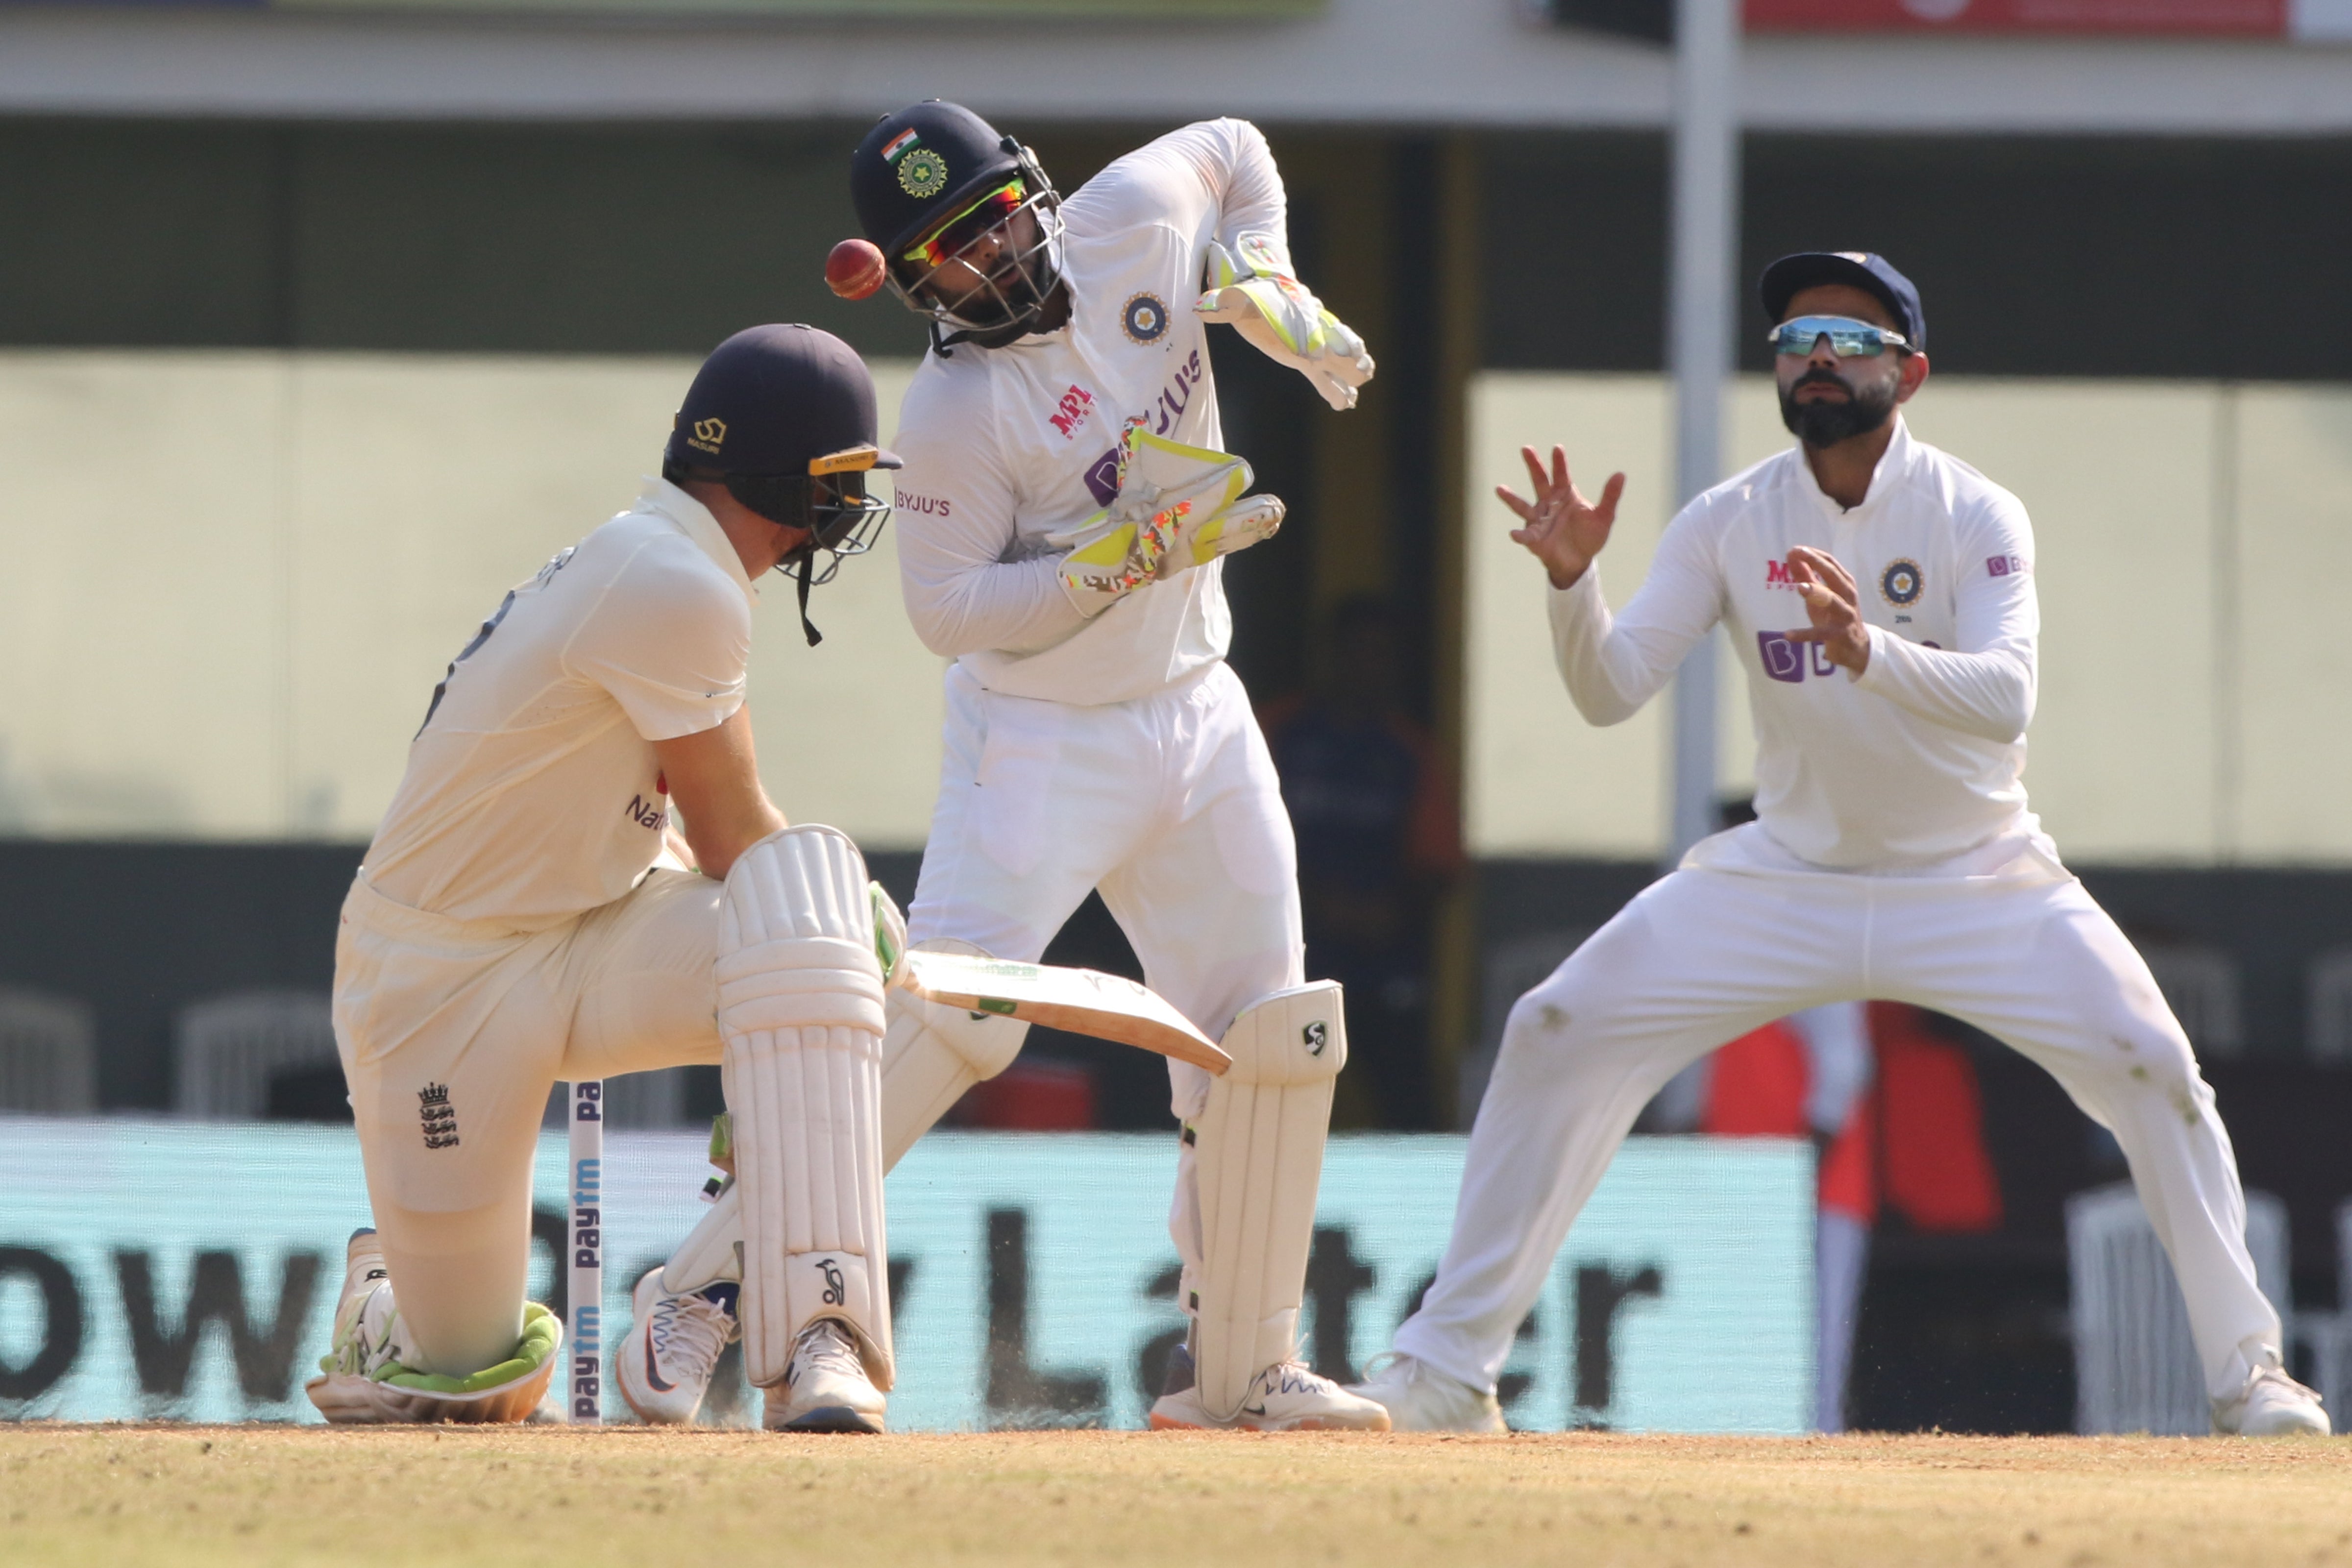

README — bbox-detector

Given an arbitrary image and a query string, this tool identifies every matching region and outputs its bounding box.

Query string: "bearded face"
[1778,362,1901,448]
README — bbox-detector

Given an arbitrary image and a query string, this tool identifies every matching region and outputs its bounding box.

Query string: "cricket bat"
[895,949,1231,1075]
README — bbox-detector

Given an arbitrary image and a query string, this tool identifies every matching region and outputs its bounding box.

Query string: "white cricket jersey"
[1550,417,2040,868]
[363,478,755,928]
[889,118,1285,707]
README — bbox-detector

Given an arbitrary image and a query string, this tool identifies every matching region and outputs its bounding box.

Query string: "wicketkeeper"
[309,324,906,1432]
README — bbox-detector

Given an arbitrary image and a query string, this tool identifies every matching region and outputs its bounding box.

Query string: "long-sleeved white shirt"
[888,118,1285,706]
[1550,417,2040,868]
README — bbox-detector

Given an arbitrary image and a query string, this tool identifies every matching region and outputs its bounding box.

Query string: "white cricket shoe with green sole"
[304,1228,561,1424]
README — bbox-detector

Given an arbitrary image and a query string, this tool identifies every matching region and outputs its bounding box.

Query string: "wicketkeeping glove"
[1194,232,1375,411]
[1049,427,1286,618]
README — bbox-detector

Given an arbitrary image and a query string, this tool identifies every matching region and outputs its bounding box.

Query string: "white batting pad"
[717,825,893,1391]
[1190,980,1346,1421]
[881,940,1029,1172]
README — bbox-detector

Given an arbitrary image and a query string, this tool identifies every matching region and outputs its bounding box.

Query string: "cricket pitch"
[1,1427,2346,1567]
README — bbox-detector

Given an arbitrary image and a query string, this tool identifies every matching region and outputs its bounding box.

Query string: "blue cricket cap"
[1760,252,1926,351]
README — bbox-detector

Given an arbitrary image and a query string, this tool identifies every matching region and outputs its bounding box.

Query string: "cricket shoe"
[1345,1352,1507,1434]
[761,1320,886,1434]
[2213,1365,2331,1437]
[1148,1344,1392,1432]
[616,1268,739,1426]
[304,1227,561,1424]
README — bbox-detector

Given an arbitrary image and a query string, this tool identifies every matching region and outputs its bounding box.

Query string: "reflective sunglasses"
[902,179,1027,270]
[1767,315,1911,358]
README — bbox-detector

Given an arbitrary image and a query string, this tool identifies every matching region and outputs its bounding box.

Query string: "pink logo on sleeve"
[1987,554,2026,577]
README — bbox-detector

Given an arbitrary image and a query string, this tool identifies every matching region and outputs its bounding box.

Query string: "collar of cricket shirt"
[640,475,760,607]
[1803,413,1916,523]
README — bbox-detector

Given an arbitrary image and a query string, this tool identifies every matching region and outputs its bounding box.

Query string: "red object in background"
[954,1059,1098,1131]
[1745,0,2283,32]
[1696,1002,2001,1233]
[1869,1002,2003,1234]
[1699,1019,1810,1137]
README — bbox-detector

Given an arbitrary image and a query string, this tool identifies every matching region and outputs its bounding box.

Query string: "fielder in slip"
[1350,251,2330,1439]
[309,325,906,1433]
[626,101,1389,1433]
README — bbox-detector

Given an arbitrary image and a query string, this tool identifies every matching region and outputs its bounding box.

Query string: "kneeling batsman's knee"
[717,825,894,1392]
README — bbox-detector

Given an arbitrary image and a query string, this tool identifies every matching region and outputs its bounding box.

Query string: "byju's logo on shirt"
[1757,631,1837,684]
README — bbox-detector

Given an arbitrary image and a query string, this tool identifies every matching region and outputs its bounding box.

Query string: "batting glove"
[1194,232,1375,412]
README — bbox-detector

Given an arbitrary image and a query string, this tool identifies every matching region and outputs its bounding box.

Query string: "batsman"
[623,102,1388,1432]
[310,324,905,1432]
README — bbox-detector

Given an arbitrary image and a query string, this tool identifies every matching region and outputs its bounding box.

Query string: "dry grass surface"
[1,1426,2347,1567]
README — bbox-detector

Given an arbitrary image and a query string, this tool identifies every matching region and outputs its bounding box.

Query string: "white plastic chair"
[1461,928,1592,1124]
[173,989,338,1120]
[2068,1181,2288,1434]
[0,985,97,1114]
[2306,948,2352,1064]
[2137,942,2246,1061]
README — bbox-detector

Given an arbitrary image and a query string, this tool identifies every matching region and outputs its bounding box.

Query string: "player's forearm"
[900,554,1089,658]
[1546,569,1686,726]
[1853,630,2035,743]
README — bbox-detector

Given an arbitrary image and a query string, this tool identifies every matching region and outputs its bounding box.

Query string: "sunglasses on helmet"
[1767,315,1912,358]
[902,179,1027,271]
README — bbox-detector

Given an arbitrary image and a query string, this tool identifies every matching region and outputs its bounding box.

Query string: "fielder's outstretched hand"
[1499,445,1624,590]
[1782,546,1871,674]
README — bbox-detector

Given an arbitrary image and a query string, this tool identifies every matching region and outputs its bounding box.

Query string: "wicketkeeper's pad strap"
[1190,980,1346,1421]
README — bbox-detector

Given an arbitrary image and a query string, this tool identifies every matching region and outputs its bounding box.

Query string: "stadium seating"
[0,985,97,1115]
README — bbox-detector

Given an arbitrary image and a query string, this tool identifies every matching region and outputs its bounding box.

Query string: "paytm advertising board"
[0,1122,1811,1433]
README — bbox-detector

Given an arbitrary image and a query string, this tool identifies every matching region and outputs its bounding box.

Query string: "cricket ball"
[826,238,887,301]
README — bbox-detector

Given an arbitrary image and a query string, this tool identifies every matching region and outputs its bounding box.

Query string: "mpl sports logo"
[1047,384,1096,440]
[1764,561,1801,591]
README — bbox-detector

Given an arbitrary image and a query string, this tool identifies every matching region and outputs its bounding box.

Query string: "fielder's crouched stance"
[623,101,1387,1432]
[1349,253,2329,1439]
[309,323,903,1430]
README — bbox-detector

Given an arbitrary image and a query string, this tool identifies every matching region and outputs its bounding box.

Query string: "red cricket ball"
[825,238,887,301]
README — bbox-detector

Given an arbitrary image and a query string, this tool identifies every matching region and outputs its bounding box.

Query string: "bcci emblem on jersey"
[1879,558,1924,607]
[1121,292,1170,344]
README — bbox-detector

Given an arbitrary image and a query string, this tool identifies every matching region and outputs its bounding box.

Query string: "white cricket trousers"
[908,660,1304,1296]
[333,869,725,1377]
[1393,822,2281,1406]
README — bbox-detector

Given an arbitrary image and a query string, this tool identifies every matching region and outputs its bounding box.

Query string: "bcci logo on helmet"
[688,417,727,455]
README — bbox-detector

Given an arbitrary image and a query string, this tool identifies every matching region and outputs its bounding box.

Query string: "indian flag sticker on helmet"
[897,146,949,198]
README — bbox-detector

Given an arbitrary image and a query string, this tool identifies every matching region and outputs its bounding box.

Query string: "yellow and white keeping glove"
[1049,426,1286,618]
[1194,232,1375,411]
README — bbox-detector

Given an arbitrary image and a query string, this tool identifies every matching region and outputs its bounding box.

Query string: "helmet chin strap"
[790,552,822,646]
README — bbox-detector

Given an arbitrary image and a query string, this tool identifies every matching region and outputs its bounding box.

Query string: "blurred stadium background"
[2,0,2350,1437]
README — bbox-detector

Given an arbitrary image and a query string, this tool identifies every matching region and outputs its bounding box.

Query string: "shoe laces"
[2247,1365,2322,1403]
[648,1290,736,1387]
[1257,1360,1338,1397]
[787,1320,863,1386]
